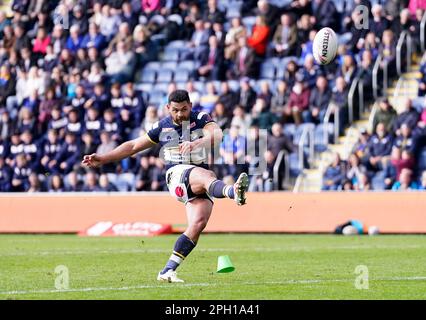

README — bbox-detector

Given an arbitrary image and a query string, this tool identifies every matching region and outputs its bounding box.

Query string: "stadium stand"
[0,0,426,193]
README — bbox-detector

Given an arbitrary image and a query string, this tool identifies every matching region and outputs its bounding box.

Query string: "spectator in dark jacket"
[393,98,420,131]
[11,153,31,192]
[370,4,390,40]
[98,173,118,192]
[312,0,340,32]
[0,156,12,191]
[304,76,332,124]
[366,122,393,172]
[237,78,257,112]
[228,37,259,79]
[194,35,225,81]
[372,98,397,133]
[52,132,80,174]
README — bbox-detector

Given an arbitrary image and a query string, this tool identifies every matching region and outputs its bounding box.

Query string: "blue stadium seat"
[166,40,188,48]
[140,69,156,83]
[144,61,161,70]
[174,68,190,82]
[371,171,386,191]
[178,60,197,71]
[260,63,276,79]
[153,83,169,92]
[135,83,153,93]
[227,80,240,92]
[148,90,166,106]
[226,3,242,19]
[283,123,296,139]
[193,81,206,94]
[412,97,425,113]
[156,69,174,83]
[314,123,334,152]
[161,61,178,70]
[289,152,302,177]
[162,48,180,61]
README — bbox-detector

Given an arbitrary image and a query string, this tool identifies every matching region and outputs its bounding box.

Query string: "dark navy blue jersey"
[146,111,215,169]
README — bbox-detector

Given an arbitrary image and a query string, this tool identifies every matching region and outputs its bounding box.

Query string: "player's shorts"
[165,164,213,205]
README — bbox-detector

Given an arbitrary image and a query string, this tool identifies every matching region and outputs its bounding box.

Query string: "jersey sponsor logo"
[175,186,185,198]
[162,127,174,132]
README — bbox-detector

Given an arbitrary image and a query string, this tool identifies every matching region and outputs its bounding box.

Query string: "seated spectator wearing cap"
[272,13,298,57]
[322,152,346,191]
[372,98,397,133]
[284,77,310,125]
[66,25,84,54]
[391,168,418,190]
[304,76,332,124]
[247,15,270,57]
[71,5,89,35]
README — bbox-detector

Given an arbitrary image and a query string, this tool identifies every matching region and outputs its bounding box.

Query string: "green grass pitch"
[1,234,426,299]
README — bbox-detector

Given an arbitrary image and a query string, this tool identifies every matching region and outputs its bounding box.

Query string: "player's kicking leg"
[189,168,249,206]
[157,198,212,283]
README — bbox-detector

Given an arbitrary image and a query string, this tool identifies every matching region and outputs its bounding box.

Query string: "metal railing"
[272,149,290,190]
[372,54,383,100]
[421,10,426,52]
[323,101,340,147]
[368,102,378,134]
[396,30,412,76]
[347,74,362,124]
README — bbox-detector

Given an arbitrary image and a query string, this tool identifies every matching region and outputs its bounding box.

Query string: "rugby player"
[82,90,249,283]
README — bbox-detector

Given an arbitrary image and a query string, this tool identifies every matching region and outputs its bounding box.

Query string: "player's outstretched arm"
[81,134,155,168]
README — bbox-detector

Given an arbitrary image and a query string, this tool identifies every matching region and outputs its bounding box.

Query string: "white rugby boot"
[234,172,249,206]
[157,270,184,283]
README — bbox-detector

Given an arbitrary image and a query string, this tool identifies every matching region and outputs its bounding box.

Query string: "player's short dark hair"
[168,90,190,104]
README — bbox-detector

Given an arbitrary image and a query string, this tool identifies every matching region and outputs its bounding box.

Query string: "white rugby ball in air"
[313,27,338,65]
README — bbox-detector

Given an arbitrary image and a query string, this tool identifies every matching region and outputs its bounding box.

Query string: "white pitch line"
[1,276,426,296]
[1,244,424,257]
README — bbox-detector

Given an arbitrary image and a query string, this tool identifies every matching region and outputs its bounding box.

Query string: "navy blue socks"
[161,234,196,274]
[208,180,234,199]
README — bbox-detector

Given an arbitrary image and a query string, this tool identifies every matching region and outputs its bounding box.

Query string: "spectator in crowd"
[346,153,368,187]
[212,103,231,131]
[373,98,397,133]
[98,174,118,192]
[312,0,340,31]
[11,153,31,192]
[394,123,416,153]
[48,174,65,192]
[105,40,136,84]
[370,4,390,40]
[365,122,393,172]
[379,29,397,76]
[272,13,297,57]
[393,98,420,131]
[224,17,245,60]
[228,36,258,79]
[247,15,270,57]
[284,76,310,124]
[254,0,280,33]
[194,35,225,81]
[219,124,246,179]
[304,76,332,124]
[52,132,80,174]
[322,152,346,190]
[251,98,278,131]
[65,171,83,192]
[27,173,44,192]
[331,77,349,134]
[237,77,257,112]
[82,170,101,192]
[271,80,290,116]
[392,168,418,190]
